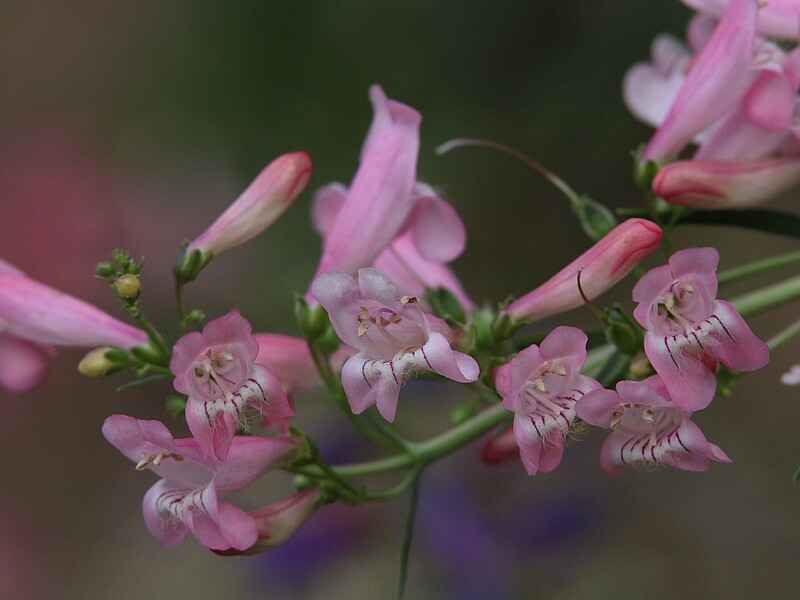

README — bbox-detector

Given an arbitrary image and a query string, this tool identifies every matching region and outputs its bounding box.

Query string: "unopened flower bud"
[653,158,800,209]
[505,219,662,323]
[78,347,116,377]
[480,427,519,465]
[114,274,141,299]
[95,261,115,279]
[186,151,312,265]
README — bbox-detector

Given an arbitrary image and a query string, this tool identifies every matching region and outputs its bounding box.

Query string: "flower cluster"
[1,5,793,576]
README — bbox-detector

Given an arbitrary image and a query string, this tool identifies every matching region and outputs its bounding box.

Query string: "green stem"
[396,468,423,600]
[767,318,800,351]
[175,281,187,328]
[731,274,800,318]
[719,250,800,285]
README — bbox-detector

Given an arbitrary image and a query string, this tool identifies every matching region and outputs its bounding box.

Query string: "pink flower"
[313,86,422,277]
[576,376,732,474]
[683,0,800,40]
[505,219,662,323]
[102,415,299,551]
[494,327,602,475]
[653,156,800,207]
[186,152,312,260]
[312,181,473,310]
[310,268,479,422]
[641,0,760,160]
[215,489,322,556]
[0,261,147,393]
[633,248,769,410]
[170,312,296,461]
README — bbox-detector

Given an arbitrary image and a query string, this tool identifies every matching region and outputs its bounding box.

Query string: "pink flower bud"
[654,157,800,208]
[187,151,312,258]
[505,219,662,323]
[480,426,519,465]
[217,489,322,556]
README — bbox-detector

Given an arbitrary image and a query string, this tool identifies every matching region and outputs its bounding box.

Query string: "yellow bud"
[114,274,141,299]
[628,352,653,380]
[78,347,115,378]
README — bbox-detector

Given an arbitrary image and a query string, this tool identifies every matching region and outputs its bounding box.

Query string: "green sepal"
[165,395,187,417]
[425,287,466,326]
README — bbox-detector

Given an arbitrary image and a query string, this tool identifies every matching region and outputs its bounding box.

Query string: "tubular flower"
[312,181,473,310]
[633,248,769,411]
[505,219,662,323]
[215,489,322,556]
[102,415,299,552]
[185,152,312,262]
[170,311,295,462]
[0,259,147,393]
[643,0,760,161]
[311,268,479,422]
[313,85,422,277]
[682,0,800,40]
[653,157,800,208]
[577,376,732,475]
[494,327,602,475]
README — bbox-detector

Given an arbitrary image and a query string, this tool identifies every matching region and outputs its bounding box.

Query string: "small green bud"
[103,348,131,364]
[182,309,207,330]
[78,347,116,377]
[470,306,497,350]
[293,474,314,491]
[165,395,187,418]
[95,261,116,279]
[294,296,330,342]
[114,274,141,299]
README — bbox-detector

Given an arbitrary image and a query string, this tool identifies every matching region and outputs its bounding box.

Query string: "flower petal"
[217,502,258,551]
[214,435,299,492]
[0,334,52,393]
[513,413,543,476]
[405,190,466,263]
[422,331,480,384]
[539,326,588,374]
[142,480,189,547]
[254,334,318,393]
[711,300,769,371]
[576,389,620,428]
[644,331,718,411]
[311,183,347,236]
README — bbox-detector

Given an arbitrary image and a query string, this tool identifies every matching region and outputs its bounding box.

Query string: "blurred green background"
[1,1,799,599]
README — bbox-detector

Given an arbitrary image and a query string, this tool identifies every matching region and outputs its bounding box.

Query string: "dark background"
[1,2,798,598]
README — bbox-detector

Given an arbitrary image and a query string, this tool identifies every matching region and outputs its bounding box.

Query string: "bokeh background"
[1,1,799,598]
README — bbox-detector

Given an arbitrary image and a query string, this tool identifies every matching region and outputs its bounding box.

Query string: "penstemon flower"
[577,376,732,474]
[170,311,299,461]
[505,219,662,323]
[494,326,602,475]
[311,268,479,422]
[642,0,760,161]
[102,415,299,552]
[682,0,800,40]
[633,247,769,410]
[312,181,473,309]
